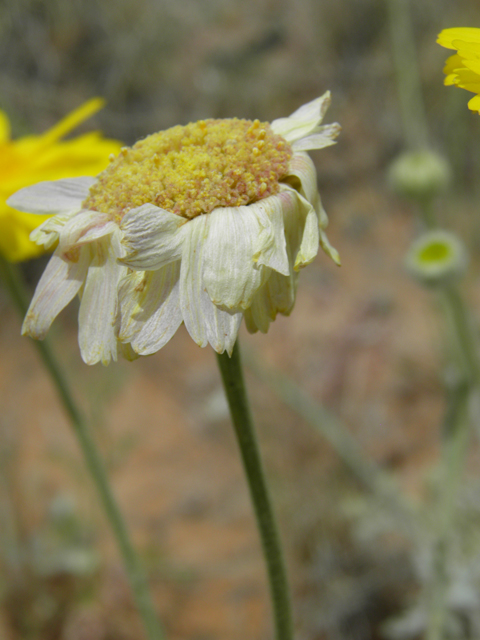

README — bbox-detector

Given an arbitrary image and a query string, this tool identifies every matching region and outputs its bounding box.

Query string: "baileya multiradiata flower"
[9,93,340,365]
[437,28,480,113]
[1,98,121,262]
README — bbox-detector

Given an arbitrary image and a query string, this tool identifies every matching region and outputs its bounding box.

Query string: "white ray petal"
[290,187,340,268]
[244,293,273,334]
[22,246,90,339]
[284,154,329,233]
[204,302,243,355]
[271,92,334,143]
[118,263,182,354]
[78,232,127,365]
[120,204,187,269]
[179,215,242,353]
[118,342,140,361]
[283,153,319,209]
[179,215,210,348]
[59,210,117,251]
[30,211,77,249]
[277,186,309,269]
[7,177,96,215]
[244,270,297,334]
[279,184,339,267]
[250,196,290,276]
[203,205,271,310]
[291,124,341,151]
[320,228,341,266]
[289,92,332,121]
[294,206,320,270]
[267,269,297,315]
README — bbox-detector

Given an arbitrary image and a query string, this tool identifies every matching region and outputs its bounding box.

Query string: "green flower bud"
[405,230,468,287]
[388,150,451,201]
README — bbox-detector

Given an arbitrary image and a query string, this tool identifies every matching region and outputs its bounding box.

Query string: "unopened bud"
[405,230,468,287]
[388,150,451,202]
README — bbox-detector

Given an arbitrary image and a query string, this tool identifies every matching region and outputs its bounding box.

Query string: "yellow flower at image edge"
[0,99,121,262]
[437,28,480,113]
[8,93,341,365]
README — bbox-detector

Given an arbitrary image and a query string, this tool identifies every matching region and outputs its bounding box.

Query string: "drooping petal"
[22,246,90,339]
[295,205,320,270]
[58,209,117,251]
[118,262,183,355]
[6,177,96,215]
[30,210,78,249]
[250,196,290,276]
[274,185,311,268]
[179,215,210,348]
[179,215,242,354]
[78,231,127,365]
[285,156,339,262]
[281,184,340,267]
[203,205,272,310]
[271,92,333,143]
[118,342,140,361]
[204,303,243,356]
[283,153,320,212]
[244,269,297,334]
[120,204,187,269]
[320,227,341,266]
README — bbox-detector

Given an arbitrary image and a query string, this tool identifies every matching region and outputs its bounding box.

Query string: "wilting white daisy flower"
[9,92,340,364]
[116,92,340,356]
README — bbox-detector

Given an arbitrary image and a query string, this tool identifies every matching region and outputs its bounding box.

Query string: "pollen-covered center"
[83,119,292,221]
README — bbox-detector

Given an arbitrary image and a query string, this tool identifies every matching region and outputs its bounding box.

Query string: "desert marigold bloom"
[0,98,121,262]
[437,28,480,113]
[9,93,340,365]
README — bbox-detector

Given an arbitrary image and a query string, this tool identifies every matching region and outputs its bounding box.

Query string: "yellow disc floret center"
[83,118,292,221]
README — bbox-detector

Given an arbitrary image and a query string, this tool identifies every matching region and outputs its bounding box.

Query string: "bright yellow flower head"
[437,28,480,113]
[0,99,121,262]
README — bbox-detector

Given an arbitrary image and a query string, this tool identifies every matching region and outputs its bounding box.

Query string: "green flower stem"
[385,0,429,149]
[0,256,166,640]
[425,285,480,640]
[419,198,437,230]
[440,285,480,386]
[427,380,470,640]
[216,341,293,640]
[243,348,419,539]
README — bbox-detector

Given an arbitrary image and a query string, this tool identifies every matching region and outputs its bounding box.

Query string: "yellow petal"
[460,57,480,76]
[37,97,106,146]
[453,40,480,61]
[443,53,465,76]
[0,208,52,262]
[467,94,480,113]
[437,28,480,49]
[450,67,480,93]
[444,74,459,86]
[0,98,122,262]
[0,110,11,143]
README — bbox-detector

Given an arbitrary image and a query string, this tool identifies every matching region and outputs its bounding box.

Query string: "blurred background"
[1,0,480,639]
